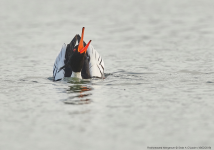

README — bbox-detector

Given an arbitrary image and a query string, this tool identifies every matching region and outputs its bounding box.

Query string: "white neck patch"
[71,72,82,79]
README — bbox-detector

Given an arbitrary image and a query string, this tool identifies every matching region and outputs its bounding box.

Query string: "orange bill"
[79,40,91,54]
[78,27,85,52]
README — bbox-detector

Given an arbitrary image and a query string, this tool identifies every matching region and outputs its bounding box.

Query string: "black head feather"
[60,34,87,76]
[69,44,86,72]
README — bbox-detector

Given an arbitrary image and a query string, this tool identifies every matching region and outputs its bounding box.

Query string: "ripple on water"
[55,77,94,105]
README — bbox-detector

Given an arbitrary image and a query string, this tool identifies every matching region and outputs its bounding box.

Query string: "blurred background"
[0,0,214,150]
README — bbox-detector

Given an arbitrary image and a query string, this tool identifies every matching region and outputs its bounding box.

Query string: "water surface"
[0,0,214,149]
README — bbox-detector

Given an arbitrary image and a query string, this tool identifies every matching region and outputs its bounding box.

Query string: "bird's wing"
[85,44,105,78]
[53,43,67,81]
[53,34,80,80]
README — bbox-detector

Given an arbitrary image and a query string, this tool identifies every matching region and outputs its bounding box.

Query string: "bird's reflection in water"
[62,78,93,105]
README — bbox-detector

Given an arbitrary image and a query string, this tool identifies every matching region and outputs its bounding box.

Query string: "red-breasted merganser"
[53,27,105,81]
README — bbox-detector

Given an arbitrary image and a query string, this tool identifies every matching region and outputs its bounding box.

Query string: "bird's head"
[69,27,91,72]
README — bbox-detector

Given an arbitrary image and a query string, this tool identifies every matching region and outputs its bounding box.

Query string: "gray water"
[1,0,214,149]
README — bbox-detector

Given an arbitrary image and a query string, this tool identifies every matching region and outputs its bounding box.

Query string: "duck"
[53,27,105,81]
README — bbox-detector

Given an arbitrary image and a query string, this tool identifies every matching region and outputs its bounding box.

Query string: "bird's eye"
[73,49,76,52]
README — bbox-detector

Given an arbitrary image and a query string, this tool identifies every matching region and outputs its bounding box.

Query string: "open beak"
[78,27,91,54]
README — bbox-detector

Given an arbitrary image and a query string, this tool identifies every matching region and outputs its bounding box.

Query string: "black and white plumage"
[53,33,105,81]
